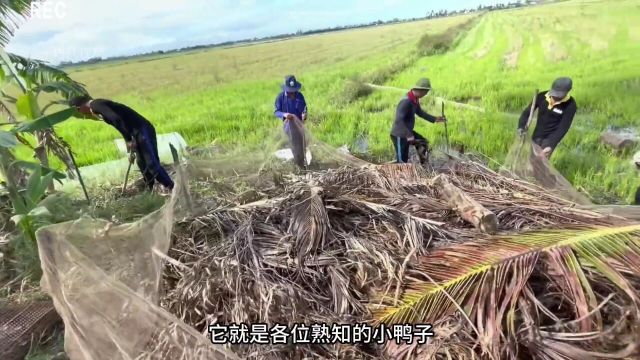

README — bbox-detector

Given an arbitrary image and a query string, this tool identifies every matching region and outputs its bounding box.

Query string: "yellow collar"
[545,92,570,109]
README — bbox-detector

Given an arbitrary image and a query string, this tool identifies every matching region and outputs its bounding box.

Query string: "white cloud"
[6,0,484,64]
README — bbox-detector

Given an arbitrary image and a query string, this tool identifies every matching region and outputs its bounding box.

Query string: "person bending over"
[69,95,174,191]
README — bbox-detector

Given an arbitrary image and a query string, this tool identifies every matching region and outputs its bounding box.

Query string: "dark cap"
[549,77,572,98]
[68,95,92,107]
[282,75,302,92]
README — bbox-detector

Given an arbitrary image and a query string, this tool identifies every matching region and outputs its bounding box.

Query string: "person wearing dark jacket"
[390,78,446,164]
[69,95,174,191]
[518,77,577,159]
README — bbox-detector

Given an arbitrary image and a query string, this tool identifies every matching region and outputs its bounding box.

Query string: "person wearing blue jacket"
[274,75,307,134]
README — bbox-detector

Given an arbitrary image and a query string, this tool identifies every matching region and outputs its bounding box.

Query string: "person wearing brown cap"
[390,78,446,164]
[518,77,577,159]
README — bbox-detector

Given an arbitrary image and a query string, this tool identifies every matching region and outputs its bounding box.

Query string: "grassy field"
[20,0,640,203]
[40,14,473,165]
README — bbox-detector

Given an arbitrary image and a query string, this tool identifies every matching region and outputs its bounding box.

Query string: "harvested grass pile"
[161,159,640,359]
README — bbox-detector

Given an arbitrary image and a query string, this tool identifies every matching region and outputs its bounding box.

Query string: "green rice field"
[20,0,640,203]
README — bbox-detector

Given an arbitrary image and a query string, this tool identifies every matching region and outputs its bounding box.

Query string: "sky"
[6,0,499,64]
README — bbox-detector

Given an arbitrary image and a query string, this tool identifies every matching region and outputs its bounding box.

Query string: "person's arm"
[415,104,437,123]
[542,101,577,150]
[90,100,132,142]
[394,99,414,139]
[518,93,541,130]
[274,94,286,120]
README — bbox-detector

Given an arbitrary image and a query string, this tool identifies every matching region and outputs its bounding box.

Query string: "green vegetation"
[391,0,640,203]
[416,17,477,56]
[35,15,474,167]
[12,0,640,203]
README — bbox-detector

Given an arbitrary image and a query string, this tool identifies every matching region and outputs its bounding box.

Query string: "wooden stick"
[122,153,134,195]
[432,174,499,234]
[442,101,450,155]
[67,148,90,204]
[170,143,194,213]
[523,89,540,131]
[511,89,539,173]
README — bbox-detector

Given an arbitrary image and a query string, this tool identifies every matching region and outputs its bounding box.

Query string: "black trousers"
[390,131,429,163]
[132,126,174,190]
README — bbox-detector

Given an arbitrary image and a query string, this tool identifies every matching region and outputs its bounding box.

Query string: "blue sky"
[7,0,498,64]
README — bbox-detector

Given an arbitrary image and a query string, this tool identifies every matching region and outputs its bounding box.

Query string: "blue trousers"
[133,126,174,190]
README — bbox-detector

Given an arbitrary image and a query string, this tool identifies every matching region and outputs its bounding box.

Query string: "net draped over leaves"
[35,127,640,359]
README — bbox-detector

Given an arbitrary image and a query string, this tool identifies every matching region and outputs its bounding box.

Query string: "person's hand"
[435,116,447,123]
[285,113,295,121]
[517,128,527,137]
[407,136,415,144]
[541,147,553,159]
[126,141,136,152]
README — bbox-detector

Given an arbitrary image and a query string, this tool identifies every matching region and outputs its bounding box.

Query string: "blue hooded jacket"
[274,91,307,121]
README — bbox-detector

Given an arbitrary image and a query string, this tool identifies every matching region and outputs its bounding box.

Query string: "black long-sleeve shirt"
[89,99,153,142]
[390,95,436,138]
[518,91,577,149]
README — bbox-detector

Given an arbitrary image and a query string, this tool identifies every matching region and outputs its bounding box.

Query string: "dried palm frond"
[157,154,640,359]
[373,225,640,359]
[287,185,330,265]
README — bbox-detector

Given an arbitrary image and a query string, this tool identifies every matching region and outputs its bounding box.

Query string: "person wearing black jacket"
[69,95,174,191]
[390,78,446,164]
[518,77,577,159]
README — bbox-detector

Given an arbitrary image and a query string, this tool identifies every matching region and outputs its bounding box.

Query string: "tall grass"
[416,16,478,56]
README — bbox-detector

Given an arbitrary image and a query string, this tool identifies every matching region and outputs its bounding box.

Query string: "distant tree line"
[58,0,540,67]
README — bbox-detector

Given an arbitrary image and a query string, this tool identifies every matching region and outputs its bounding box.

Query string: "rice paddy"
[21,0,640,203]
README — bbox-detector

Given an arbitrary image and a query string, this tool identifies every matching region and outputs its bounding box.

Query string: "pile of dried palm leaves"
[160,159,640,359]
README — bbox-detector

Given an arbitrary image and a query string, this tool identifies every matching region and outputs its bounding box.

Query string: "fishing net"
[502,134,592,205]
[34,125,366,360]
[502,134,640,220]
[33,121,640,359]
[35,166,238,360]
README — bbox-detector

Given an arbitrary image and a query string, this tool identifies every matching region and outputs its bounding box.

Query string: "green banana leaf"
[13,107,76,133]
[0,130,16,148]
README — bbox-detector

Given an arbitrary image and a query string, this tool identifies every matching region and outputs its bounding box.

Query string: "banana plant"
[0,1,85,184]
[0,49,88,189]
[0,136,64,246]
